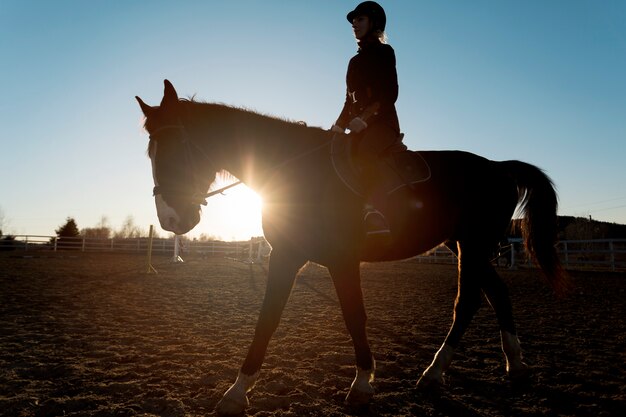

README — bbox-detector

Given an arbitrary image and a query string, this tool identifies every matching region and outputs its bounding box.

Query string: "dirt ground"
[0,253,624,416]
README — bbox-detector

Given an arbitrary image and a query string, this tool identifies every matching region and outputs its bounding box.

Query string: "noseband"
[149,124,242,206]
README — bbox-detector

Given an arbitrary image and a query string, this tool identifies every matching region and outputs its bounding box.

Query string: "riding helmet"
[346,1,387,32]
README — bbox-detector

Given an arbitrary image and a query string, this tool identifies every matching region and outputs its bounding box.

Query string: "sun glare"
[229,186,263,220]
[195,182,264,241]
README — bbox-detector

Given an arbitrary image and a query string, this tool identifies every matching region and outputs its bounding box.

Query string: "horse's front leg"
[329,262,375,405]
[216,250,305,415]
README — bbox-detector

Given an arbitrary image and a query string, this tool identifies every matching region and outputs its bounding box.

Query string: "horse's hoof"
[346,362,375,406]
[345,387,374,406]
[215,395,248,416]
[507,362,531,381]
[416,372,444,390]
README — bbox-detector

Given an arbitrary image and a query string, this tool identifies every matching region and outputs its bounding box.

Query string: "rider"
[331,1,403,243]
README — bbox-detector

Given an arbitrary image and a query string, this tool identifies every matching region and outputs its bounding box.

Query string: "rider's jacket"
[335,40,400,136]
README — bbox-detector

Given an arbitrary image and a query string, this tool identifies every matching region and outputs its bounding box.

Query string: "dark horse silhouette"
[136,80,568,415]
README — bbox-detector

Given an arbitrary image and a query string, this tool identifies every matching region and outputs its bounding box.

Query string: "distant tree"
[55,217,80,249]
[81,216,112,239]
[97,215,110,230]
[563,216,610,240]
[0,234,16,251]
[198,233,221,242]
[56,217,80,237]
[81,226,112,239]
[114,215,144,238]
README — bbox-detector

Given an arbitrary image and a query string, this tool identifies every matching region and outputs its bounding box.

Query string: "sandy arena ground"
[1,253,624,416]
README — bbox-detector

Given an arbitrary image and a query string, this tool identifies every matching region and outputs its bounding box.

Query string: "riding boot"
[362,171,392,245]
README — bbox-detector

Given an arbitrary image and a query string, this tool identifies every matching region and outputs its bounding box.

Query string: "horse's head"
[136,80,215,235]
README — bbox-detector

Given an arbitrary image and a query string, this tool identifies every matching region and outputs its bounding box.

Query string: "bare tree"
[81,215,113,239]
[115,215,144,238]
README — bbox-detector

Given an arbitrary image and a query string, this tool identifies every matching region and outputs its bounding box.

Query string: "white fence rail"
[0,235,269,260]
[410,238,626,272]
[1,235,624,271]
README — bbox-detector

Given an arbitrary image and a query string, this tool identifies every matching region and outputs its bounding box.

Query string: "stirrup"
[363,208,391,236]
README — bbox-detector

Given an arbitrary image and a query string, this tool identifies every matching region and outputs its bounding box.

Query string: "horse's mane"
[181,97,323,133]
[180,99,332,189]
[144,97,318,154]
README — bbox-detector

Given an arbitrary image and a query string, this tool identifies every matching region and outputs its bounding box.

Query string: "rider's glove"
[348,117,368,133]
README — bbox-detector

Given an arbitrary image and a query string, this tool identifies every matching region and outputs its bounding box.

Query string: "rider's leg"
[354,124,401,240]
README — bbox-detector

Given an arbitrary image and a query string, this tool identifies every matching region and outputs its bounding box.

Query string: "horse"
[136,80,568,415]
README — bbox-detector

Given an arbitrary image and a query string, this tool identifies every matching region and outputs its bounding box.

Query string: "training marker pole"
[172,234,184,263]
[146,225,158,274]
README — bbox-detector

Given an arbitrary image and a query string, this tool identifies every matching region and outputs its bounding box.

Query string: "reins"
[204,180,243,197]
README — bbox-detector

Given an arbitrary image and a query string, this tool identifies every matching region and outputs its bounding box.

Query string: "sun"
[194,182,264,241]
[227,186,263,225]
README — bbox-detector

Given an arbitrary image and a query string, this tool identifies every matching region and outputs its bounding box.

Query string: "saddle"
[330,133,431,197]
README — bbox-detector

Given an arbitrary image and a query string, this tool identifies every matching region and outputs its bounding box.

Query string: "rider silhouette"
[332,1,403,244]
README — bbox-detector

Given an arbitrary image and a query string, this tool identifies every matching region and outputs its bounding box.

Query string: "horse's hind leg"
[481,267,529,379]
[328,261,375,405]
[418,242,485,387]
[416,242,528,389]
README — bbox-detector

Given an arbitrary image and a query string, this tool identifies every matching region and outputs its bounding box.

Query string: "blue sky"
[1,1,625,240]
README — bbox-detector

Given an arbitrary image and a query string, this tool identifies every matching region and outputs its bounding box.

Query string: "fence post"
[82,237,86,252]
[563,241,569,268]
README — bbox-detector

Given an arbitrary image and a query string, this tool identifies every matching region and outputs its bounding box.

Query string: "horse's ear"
[135,96,154,117]
[161,79,179,107]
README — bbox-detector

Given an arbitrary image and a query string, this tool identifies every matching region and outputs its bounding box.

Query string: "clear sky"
[1,1,625,240]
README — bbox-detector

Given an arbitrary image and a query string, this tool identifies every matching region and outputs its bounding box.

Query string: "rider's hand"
[348,117,368,133]
[330,124,345,133]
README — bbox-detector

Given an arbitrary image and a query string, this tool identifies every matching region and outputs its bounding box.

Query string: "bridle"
[149,123,240,206]
[148,122,335,206]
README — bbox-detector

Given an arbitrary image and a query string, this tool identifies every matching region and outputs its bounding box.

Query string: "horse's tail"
[503,160,570,295]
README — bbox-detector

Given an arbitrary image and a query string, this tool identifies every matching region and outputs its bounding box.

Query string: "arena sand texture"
[1,253,624,416]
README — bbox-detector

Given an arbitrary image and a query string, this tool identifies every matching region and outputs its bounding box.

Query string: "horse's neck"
[196,105,324,186]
